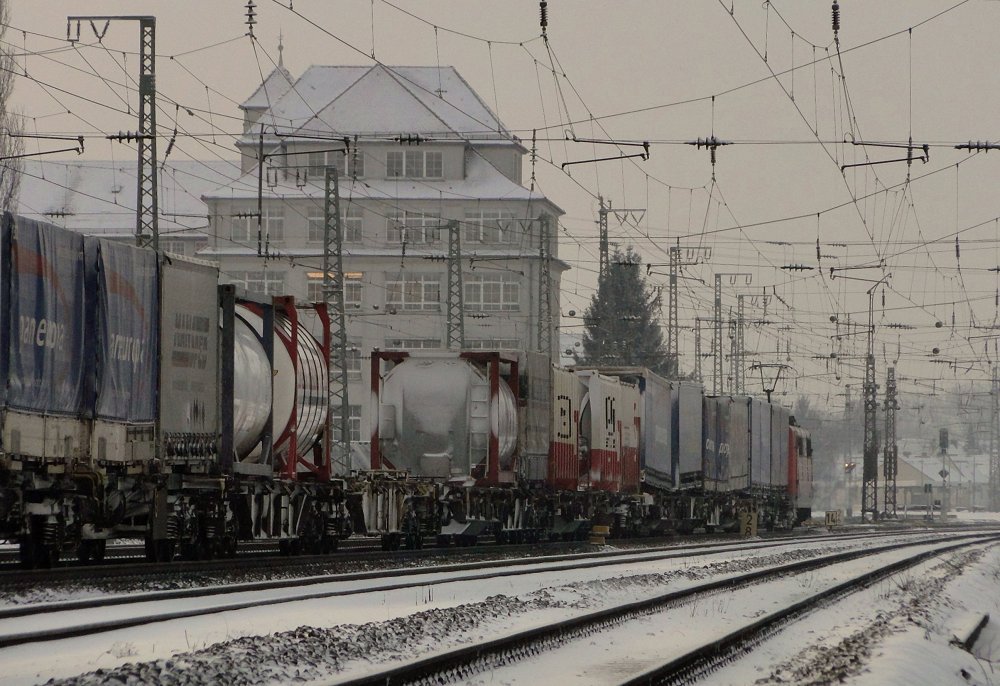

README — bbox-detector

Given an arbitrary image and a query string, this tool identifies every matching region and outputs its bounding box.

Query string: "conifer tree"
[578,246,669,374]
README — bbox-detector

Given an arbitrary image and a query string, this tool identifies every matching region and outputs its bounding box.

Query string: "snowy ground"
[1,530,990,685]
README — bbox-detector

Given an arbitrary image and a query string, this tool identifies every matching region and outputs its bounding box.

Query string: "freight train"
[0,214,813,568]
[366,352,813,548]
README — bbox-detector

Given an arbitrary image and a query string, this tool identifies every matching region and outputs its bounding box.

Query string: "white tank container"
[232,305,327,463]
[378,356,517,479]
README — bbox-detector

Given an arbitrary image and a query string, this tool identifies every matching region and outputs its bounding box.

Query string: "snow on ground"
[463,539,986,685]
[708,540,1000,685]
[0,532,965,685]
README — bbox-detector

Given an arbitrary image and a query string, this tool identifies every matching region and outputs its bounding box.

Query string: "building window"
[385,273,441,311]
[464,274,520,311]
[346,340,362,377]
[464,210,523,244]
[307,272,363,307]
[386,150,443,179]
[332,404,362,442]
[264,205,284,243]
[229,270,284,295]
[231,212,255,244]
[384,338,442,350]
[464,339,521,350]
[160,239,186,255]
[386,210,440,243]
[308,204,362,243]
[349,148,365,179]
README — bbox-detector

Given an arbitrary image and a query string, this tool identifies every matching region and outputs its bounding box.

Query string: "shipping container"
[675,381,704,487]
[750,399,772,488]
[159,255,220,461]
[89,238,159,462]
[728,396,751,491]
[590,368,674,491]
[620,380,641,493]
[1,214,91,459]
[372,351,519,486]
[546,365,583,490]
[520,352,554,482]
[707,397,732,491]
[770,404,790,488]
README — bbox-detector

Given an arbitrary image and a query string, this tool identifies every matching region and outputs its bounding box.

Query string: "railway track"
[0,524,975,604]
[332,531,1000,686]
[0,527,992,656]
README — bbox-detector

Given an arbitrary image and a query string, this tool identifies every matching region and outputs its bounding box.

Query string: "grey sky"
[9,0,1000,407]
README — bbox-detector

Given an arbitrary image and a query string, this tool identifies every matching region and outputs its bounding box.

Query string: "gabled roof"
[248,64,510,141]
[241,64,295,111]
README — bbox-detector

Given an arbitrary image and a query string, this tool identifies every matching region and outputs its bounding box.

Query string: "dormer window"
[386,150,443,179]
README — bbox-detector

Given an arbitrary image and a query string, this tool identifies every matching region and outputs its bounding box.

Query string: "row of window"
[229,208,532,246]
[228,270,521,312]
[283,149,441,184]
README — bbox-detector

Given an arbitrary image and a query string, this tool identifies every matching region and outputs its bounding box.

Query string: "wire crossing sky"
[8,0,1000,411]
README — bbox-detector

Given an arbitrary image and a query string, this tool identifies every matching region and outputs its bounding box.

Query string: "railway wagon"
[366,351,643,546]
[788,424,814,523]
[0,214,348,567]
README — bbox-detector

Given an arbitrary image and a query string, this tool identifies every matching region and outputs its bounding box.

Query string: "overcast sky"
[9,0,1000,413]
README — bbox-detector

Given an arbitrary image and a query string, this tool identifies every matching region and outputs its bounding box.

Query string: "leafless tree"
[0,0,22,212]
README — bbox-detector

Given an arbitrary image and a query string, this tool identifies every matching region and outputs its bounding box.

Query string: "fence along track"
[338,533,1000,686]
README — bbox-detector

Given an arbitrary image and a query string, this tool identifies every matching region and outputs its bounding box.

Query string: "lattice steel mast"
[861,288,880,522]
[324,167,350,476]
[882,366,898,517]
[446,220,465,349]
[537,214,553,356]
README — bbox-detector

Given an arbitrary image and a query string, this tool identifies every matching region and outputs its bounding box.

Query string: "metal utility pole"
[597,197,645,281]
[991,366,1000,510]
[694,318,703,383]
[713,273,751,395]
[661,245,710,379]
[598,196,609,280]
[861,286,880,523]
[831,271,889,523]
[734,295,746,394]
[537,214,553,356]
[69,16,157,250]
[445,220,465,350]
[323,167,350,476]
[882,366,898,518]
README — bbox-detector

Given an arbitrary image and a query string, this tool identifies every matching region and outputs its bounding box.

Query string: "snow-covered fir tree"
[578,246,669,375]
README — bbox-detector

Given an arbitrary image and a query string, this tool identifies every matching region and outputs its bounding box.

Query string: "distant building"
[202,61,565,443]
[15,60,567,454]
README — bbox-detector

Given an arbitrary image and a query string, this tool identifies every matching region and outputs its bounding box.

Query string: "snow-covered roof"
[246,65,511,142]
[202,152,561,213]
[241,64,295,111]
[16,159,241,236]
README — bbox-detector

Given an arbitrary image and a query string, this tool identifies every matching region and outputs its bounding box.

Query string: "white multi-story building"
[201,62,566,443]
